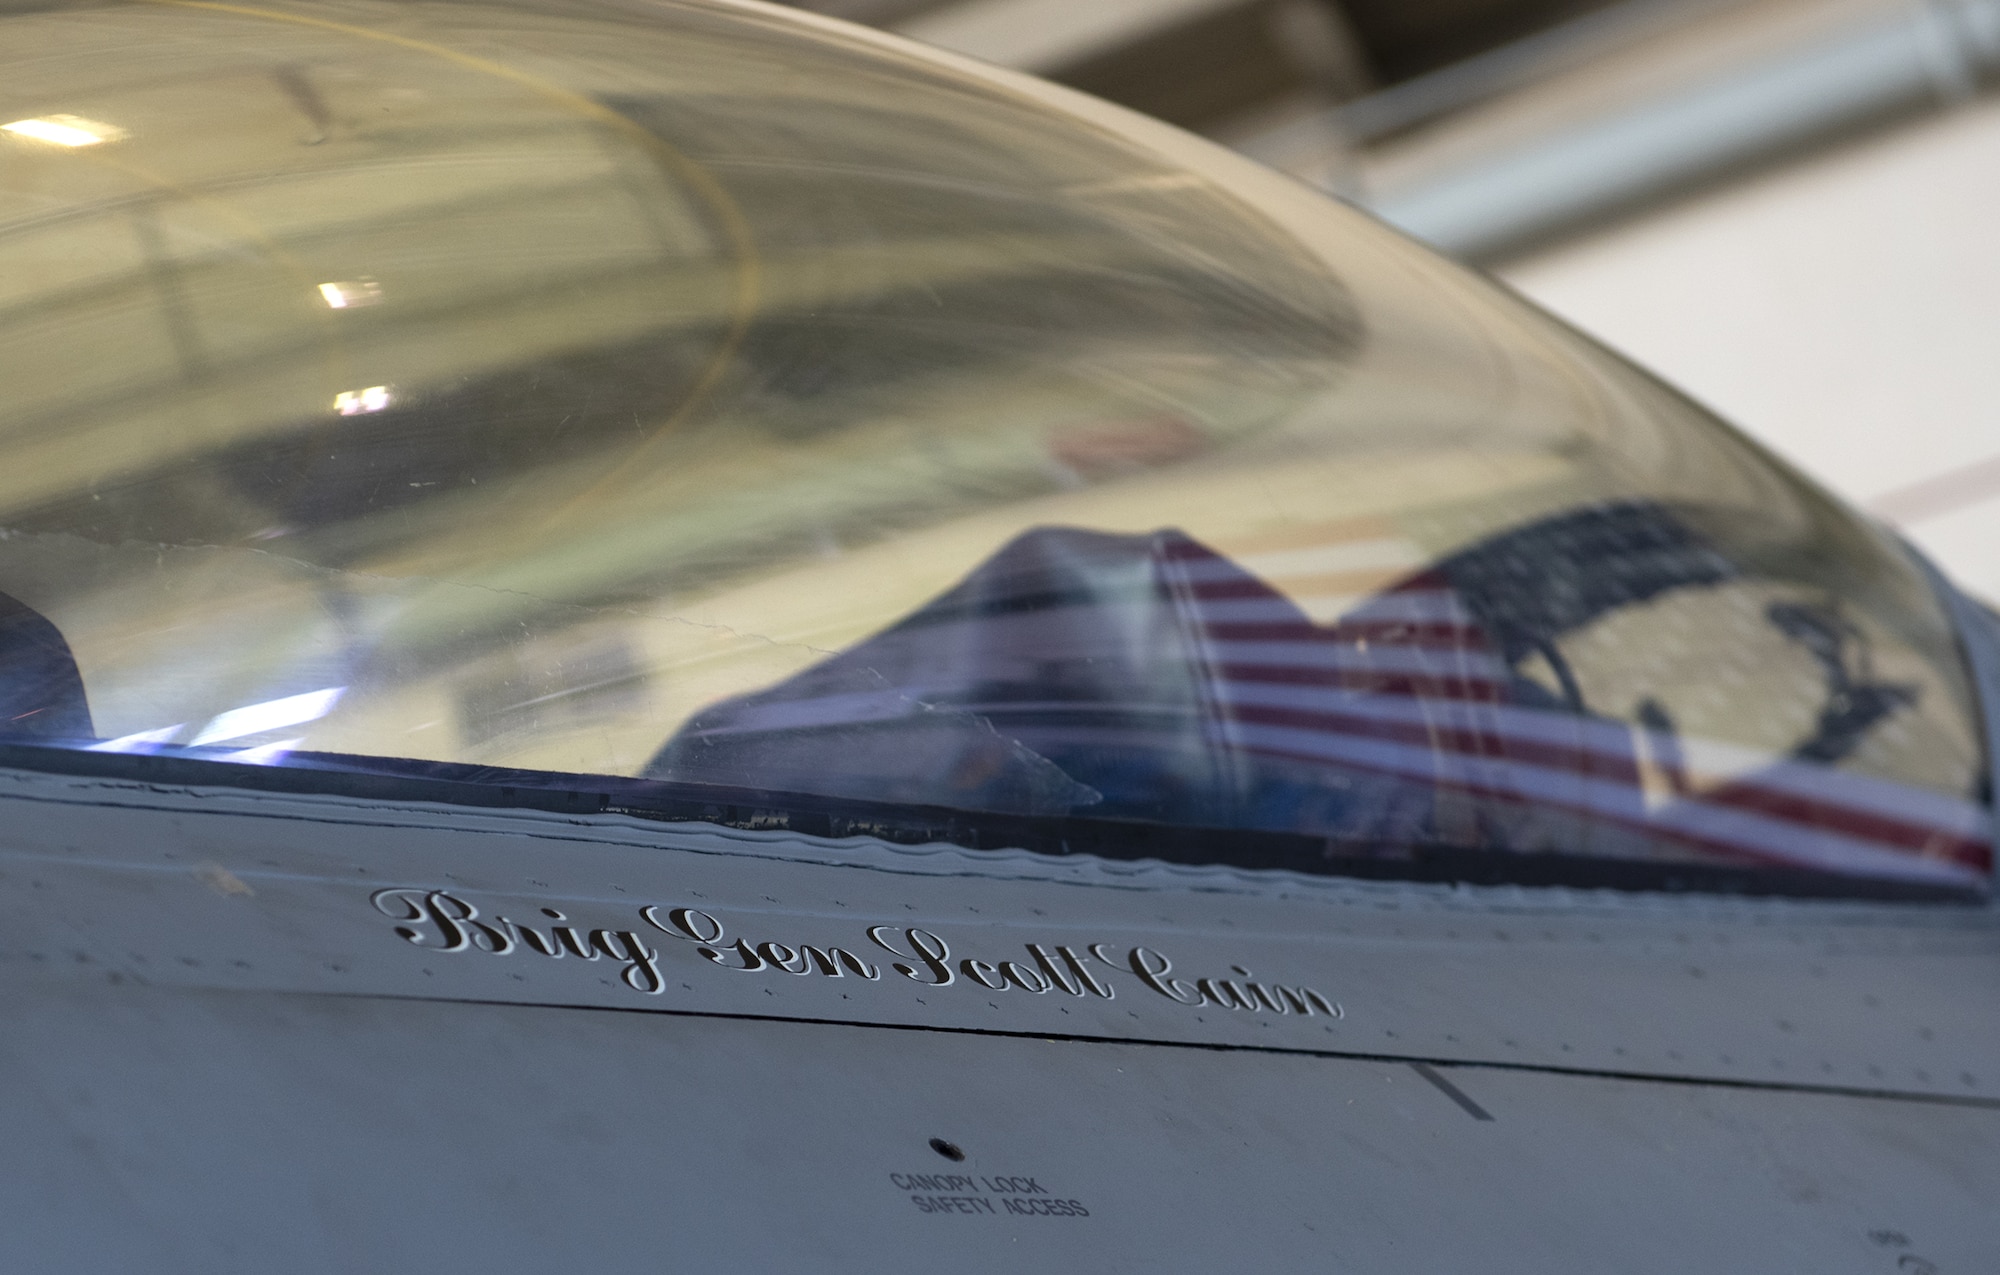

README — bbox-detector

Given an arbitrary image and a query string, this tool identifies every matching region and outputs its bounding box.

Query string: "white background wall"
[1499,96,2000,602]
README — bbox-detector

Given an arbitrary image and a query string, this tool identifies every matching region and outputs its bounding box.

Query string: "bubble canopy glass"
[0,0,1987,900]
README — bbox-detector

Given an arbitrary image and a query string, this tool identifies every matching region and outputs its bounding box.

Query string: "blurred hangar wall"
[785,0,2000,603]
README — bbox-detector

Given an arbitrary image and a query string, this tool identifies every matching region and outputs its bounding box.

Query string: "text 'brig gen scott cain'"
[368,888,1341,1020]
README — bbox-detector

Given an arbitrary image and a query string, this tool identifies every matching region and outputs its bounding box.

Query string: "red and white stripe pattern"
[671,522,1990,890]
[1160,537,1992,890]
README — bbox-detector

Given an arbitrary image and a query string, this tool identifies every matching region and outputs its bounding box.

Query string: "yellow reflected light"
[317,279,384,309]
[1,114,128,147]
[333,386,393,416]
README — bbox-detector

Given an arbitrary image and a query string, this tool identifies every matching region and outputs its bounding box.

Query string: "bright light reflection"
[2,114,128,147]
[86,723,185,752]
[222,738,305,766]
[317,279,383,309]
[189,687,344,746]
[333,385,392,415]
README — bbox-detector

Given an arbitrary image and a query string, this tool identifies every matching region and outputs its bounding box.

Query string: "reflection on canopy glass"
[0,0,1986,898]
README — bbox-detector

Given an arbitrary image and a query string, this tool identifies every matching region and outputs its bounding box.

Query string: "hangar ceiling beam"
[1365,0,2000,260]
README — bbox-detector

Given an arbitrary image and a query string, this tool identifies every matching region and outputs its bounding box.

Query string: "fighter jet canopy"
[0,0,1987,899]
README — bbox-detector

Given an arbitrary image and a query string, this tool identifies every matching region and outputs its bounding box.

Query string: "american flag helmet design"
[653,507,1990,892]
